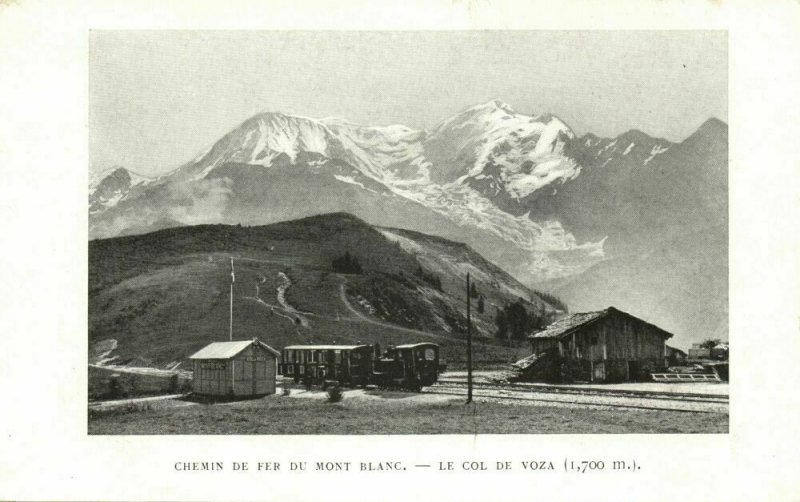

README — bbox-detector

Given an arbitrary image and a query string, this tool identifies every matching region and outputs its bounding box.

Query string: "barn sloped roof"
[529,309,609,339]
[188,339,280,359]
[528,307,673,340]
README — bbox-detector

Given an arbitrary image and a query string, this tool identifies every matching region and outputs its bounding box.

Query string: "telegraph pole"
[466,272,473,404]
[229,257,235,341]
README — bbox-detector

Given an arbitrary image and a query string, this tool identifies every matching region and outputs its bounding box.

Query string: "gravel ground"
[88,388,728,434]
[441,371,729,397]
[426,386,728,413]
[286,386,726,413]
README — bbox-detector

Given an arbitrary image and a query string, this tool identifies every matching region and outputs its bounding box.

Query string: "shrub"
[282,386,291,397]
[326,385,343,403]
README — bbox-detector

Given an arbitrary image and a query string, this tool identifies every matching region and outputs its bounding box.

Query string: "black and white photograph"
[87,30,729,434]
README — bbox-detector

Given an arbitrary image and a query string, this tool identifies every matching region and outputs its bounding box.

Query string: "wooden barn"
[188,338,280,397]
[515,307,673,383]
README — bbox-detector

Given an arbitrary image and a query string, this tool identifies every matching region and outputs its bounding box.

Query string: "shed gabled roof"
[528,307,673,340]
[188,339,280,359]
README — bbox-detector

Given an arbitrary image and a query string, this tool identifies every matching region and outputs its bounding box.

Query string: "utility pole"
[466,272,473,404]
[229,257,235,341]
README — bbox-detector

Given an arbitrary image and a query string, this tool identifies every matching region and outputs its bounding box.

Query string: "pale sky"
[90,31,727,177]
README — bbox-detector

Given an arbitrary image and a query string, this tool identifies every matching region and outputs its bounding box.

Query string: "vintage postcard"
[87,30,728,434]
[1,1,799,501]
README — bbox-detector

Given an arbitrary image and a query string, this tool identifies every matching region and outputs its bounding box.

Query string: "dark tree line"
[533,290,568,312]
[495,299,549,343]
[415,265,442,291]
[468,282,485,314]
[332,252,363,274]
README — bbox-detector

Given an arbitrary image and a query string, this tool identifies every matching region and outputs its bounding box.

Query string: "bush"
[326,385,343,403]
[282,386,291,396]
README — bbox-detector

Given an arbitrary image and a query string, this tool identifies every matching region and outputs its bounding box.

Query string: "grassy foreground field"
[88,391,728,435]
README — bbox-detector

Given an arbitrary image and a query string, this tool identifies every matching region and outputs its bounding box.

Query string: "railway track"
[436,378,729,402]
[425,380,729,413]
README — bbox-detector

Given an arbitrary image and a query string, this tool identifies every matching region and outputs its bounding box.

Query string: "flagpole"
[229,257,235,341]
[466,272,473,404]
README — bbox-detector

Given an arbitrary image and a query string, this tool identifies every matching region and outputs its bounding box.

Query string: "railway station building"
[514,307,673,383]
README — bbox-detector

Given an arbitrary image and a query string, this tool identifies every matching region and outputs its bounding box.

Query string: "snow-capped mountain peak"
[463,99,516,115]
[89,166,153,213]
[422,102,579,199]
[182,111,428,183]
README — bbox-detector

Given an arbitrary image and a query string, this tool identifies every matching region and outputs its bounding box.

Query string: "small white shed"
[188,338,280,397]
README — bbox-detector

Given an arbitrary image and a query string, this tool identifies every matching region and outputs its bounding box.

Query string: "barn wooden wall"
[537,313,666,363]
[529,311,669,382]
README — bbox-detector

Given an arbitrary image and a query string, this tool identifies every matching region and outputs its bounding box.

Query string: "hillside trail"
[230,256,311,328]
[231,255,455,342]
[243,295,299,325]
[276,272,311,327]
[337,281,457,343]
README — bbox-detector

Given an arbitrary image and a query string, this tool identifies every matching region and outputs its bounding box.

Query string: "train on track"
[278,342,442,391]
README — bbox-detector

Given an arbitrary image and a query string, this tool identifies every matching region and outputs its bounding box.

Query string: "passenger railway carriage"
[279,342,441,390]
[280,345,375,386]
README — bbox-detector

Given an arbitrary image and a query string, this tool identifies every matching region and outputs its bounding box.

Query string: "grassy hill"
[89,213,554,368]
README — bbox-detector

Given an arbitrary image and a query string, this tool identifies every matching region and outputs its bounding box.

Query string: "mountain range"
[89,100,728,347]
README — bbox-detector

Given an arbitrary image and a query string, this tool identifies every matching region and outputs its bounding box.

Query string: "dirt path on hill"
[233,255,452,342]
[230,256,311,328]
[337,281,456,343]
[276,272,310,327]
[242,296,301,326]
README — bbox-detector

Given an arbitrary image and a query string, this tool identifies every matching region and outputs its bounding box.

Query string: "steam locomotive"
[278,342,441,391]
